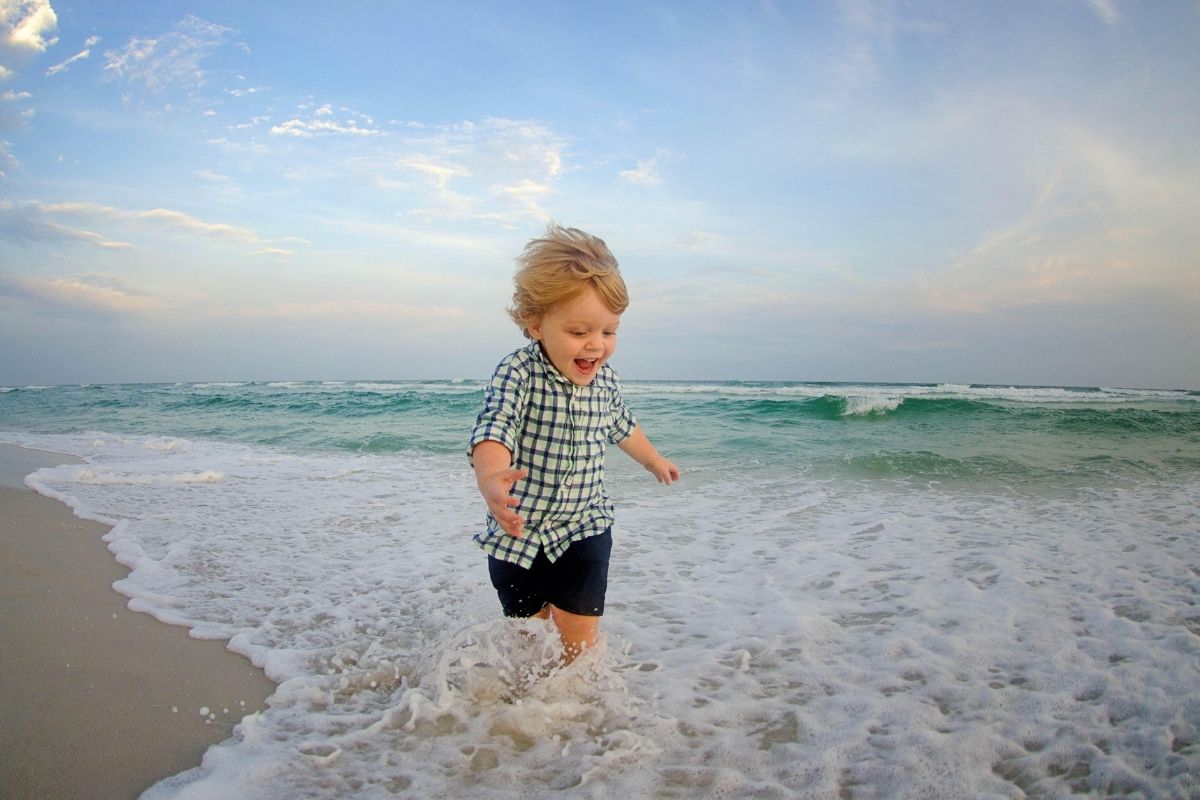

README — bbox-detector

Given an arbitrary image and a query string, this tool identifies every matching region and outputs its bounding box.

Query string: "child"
[469,223,679,662]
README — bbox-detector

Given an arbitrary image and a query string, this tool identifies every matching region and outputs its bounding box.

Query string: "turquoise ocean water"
[2,379,1198,798]
[3,379,1197,485]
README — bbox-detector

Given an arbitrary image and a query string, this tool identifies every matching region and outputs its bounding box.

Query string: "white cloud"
[898,121,1198,315]
[0,272,163,314]
[45,35,97,75]
[103,15,234,98]
[375,117,570,226]
[11,199,297,253]
[619,155,663,185]
[270,116,380,138]
[1,0,58,56]
[47,201,259,239]
[193,168,232,183]
[225,85,265,98]
[0,200,132,246]
[212,299,466,321]
[1086,0,1119,27]
[0,138,15,175]
[393,154,471,191]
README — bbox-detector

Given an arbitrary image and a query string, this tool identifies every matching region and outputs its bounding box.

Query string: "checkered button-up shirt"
[469,341,638,568]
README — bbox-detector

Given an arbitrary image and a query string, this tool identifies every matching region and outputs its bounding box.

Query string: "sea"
[1,378,1198,799]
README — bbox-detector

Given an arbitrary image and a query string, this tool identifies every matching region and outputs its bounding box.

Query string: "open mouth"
[574,358,598,374]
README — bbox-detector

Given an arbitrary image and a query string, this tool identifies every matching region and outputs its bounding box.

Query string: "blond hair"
[508,222,628,337]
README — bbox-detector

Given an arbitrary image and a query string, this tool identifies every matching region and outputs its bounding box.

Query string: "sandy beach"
[0,445,275,800]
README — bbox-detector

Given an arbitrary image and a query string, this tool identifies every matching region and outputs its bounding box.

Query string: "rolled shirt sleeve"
[468,355,529,465]
[607,382,637,444]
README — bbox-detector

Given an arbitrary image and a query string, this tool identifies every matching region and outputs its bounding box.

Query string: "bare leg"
[547,604,600,664]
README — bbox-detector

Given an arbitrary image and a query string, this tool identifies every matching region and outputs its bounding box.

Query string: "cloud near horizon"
[0,272,164,315]
[24,201,296,254]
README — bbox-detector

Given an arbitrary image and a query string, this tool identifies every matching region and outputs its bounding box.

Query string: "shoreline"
[0,444,275,800]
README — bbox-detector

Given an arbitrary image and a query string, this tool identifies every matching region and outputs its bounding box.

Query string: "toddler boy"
[469,223,679,662]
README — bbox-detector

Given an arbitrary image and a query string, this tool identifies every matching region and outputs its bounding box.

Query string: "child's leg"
[547,605,600,663]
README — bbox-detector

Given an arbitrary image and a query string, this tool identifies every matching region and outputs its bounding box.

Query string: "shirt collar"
[527,340,571,385]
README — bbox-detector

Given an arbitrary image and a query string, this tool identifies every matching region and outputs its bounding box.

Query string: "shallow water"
[2,380,1198,797]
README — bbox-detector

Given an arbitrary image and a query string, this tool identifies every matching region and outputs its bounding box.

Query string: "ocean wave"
[711,395,999,424]
[625,381,1197,406]
[72,467,226,485]
[838,395,905,416]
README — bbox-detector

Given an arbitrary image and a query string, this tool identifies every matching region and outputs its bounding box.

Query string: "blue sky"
[1,1,1196,388]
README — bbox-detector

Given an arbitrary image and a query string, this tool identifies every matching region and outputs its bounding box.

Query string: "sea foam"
[3,428,1197,798]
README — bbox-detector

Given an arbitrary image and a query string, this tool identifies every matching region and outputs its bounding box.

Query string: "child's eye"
[570,330,588,337]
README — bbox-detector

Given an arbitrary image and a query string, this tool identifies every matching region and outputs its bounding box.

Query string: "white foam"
[71,468,225,485]
[3,430,1196,798]
[350,381,483,394]
[841,395,904,416]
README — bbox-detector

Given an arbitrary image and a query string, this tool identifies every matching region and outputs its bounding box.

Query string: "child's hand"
[646,457,680,485]
[480,467,528,538]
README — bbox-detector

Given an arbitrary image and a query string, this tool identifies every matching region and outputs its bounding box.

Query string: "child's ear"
[526,314,544,340]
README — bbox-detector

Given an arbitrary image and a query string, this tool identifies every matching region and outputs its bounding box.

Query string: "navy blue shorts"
[488,530,612,618]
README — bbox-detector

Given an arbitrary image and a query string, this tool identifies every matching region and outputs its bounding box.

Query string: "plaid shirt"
[469,341,638,568]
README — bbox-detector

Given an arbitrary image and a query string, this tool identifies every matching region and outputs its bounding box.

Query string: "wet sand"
[0,444,275,800]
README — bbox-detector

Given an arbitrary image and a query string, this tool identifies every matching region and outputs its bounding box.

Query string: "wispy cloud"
[212,299,467,321]
[1086,0,1120,27]
[390,154,472,189]
[619,154,664,185]
[819,0,942,108]
[0,200,132,247]
[380,117,569,225]
[103,15,236,99]
[0,139,15,175]
[6,200,297,254]
[45,34,98,75]
[0,272,164,314]
[908,120,1198,314]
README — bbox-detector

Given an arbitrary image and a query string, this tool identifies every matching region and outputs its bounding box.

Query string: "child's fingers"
[501,512,524,538]
[483,468,526,536]
[487,506,525,537]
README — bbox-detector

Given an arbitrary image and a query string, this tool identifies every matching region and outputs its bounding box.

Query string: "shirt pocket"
[572,390,613,486]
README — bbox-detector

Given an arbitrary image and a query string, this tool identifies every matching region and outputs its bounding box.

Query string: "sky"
[0,1,1197,388]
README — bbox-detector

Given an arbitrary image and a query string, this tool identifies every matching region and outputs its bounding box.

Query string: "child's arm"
[618,426,680,485]
[472,440,528,538]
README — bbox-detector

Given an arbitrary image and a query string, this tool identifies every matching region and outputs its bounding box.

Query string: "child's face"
[528,285,621,386]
